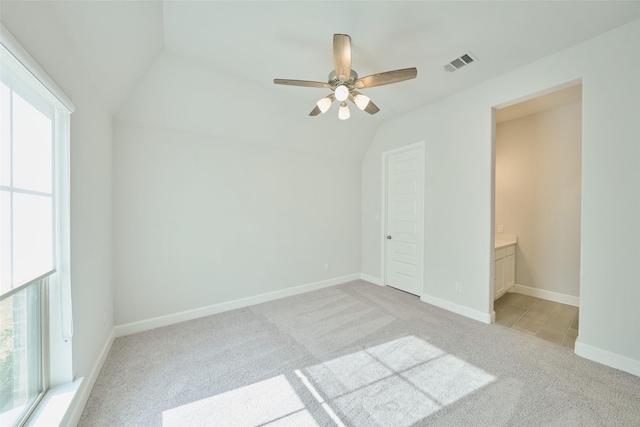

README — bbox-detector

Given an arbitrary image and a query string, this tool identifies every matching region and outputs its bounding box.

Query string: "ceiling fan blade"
[309,105,322,116]
[333,34,352,82]
[354,67,417,89]
[274,79,331,89]
[364,100,380,115]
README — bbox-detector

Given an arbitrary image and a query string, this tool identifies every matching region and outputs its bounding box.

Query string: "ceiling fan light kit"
[317,96,333,113]
[274,34,417,120]
[353,92,371,110]
[338,102,350,120]
[334,84,349,101]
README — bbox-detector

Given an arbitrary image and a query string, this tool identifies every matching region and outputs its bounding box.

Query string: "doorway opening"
[491,83,582,349]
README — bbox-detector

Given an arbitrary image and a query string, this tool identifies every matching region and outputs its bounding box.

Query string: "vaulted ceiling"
[4,1,640,159]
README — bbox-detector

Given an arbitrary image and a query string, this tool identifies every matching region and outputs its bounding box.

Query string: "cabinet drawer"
[505,245,515,256]
[495,248,506,260]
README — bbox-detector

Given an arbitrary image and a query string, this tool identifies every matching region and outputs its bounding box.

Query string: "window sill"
[26,378,83,427]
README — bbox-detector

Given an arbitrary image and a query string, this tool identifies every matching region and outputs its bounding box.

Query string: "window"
[0,25,74,427]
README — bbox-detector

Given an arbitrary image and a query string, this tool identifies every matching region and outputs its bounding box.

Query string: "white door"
[384,144,424,296]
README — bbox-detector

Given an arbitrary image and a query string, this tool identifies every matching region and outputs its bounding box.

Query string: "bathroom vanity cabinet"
[495,241,516,299]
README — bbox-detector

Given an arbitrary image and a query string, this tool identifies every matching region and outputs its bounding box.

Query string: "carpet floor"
[79,280,640,426]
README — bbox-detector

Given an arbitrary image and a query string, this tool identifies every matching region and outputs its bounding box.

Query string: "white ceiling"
[46,0,165,112]
[18,1,640,158]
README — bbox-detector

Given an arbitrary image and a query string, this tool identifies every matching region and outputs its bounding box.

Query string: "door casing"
[380,141,425,295]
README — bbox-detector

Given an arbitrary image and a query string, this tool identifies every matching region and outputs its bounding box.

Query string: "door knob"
[386,235,392,239]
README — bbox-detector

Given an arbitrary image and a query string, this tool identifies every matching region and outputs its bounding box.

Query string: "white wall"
[496,102,582,297]
[113,119,361,325]
[0,0,114,386]
[116,51,376,163]
[362,19,640,374]
[363,101,495,321]
[112,50,363,327]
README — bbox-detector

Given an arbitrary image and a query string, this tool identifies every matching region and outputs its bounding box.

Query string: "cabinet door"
[505,254,515,290]
[495,257,505,298]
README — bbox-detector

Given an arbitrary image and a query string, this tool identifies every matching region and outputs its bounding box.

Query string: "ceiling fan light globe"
[338,102,350,120]
[354,93,371,110]
[316,97,333,113]
[334,85,349,102]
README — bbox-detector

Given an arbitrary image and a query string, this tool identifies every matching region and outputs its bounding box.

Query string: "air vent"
[444,52,477,72]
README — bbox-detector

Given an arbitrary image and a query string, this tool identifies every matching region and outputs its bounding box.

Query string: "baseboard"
[510,284,580,307]
[574,339,640,377]
[360,273,383,286]
[420,294,492,324]
[64,328,115,426]
[114,273,361,337]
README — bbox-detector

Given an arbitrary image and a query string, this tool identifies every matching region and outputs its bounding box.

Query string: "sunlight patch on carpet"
[162,335,494,426]
[304,335,495,426]
[161,375,310,426]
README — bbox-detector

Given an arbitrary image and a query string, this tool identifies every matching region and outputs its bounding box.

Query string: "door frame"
[491,80,583,312]
[380,141,426,292]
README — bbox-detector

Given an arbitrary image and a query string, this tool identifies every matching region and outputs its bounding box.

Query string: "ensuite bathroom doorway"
[491,83,582,348]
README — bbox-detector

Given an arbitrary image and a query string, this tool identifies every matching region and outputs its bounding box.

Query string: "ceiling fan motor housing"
[328,70,359,89]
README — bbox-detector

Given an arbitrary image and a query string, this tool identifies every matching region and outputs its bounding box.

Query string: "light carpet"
[79,280,640,426]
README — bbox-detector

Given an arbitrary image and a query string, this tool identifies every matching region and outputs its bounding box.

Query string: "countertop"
[495,235,517,249]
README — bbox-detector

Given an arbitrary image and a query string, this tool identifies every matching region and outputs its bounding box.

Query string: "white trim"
[420,294,493,324]
[48,275,73,387]
[493,79,583,111]
[114,274,361,337]
[509,284,580,307]
[380,153,387,284]
[55,111,73,343]
[0,24,74,112]
[62,328,114,427]
[380,141,426,291]
[360,273,383,286]
[574,339,640,377]
[0,270,55,300]
[25,379,82,427]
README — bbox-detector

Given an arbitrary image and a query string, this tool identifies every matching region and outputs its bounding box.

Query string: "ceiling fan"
[274,34,417,120]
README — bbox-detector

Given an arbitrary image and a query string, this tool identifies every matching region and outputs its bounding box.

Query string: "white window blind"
[0,25,73,296]
[0,73,56,295]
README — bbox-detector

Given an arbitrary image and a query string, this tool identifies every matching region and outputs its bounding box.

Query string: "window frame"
[0,277,49,427]
[1,23,74,427]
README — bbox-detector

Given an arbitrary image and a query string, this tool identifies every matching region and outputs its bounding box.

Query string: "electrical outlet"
[497,225,504,233]
[455,282,462,292]
[324,263,329,271]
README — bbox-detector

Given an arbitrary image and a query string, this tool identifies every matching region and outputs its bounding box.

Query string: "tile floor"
[494,292,579,349]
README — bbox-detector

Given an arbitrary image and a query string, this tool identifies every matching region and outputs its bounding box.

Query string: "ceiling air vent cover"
[444,52,477,72]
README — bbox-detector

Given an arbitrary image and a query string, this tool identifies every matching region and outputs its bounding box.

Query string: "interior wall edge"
[360,273,383,286]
